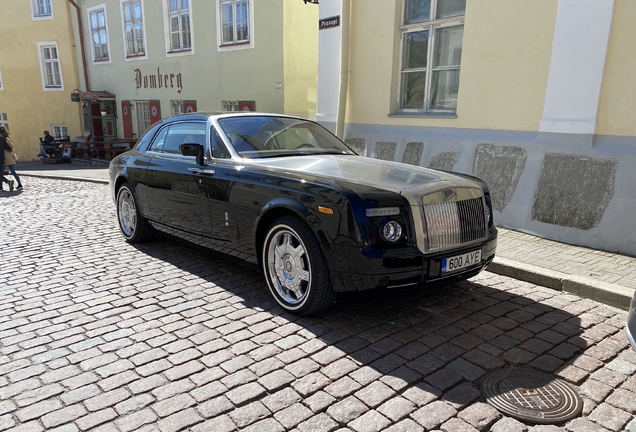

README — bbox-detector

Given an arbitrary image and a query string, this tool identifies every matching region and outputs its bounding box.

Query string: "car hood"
[245,155,482,200]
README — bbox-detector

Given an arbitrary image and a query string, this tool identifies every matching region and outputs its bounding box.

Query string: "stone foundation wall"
[344,123,636,256]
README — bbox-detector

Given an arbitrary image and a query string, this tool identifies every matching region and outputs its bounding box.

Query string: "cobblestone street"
[0,178,634,432]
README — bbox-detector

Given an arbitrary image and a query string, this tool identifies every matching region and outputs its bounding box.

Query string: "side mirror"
[180,143,204,166]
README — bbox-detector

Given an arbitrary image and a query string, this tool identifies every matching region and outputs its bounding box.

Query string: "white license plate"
[441,250,482,274]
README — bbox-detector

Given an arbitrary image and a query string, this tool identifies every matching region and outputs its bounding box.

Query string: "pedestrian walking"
[0,130,11,191]
[0,126,22,191]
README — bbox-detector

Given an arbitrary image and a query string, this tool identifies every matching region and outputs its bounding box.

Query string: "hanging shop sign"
[134,67,183,94]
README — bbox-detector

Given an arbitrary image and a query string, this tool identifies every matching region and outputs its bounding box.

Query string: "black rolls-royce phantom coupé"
[109,113,497,315]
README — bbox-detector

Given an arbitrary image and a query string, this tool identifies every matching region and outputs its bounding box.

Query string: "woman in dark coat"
[0,126,18,191]
[1,126,22,190]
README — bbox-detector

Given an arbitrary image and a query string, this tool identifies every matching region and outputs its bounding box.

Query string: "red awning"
[80,90,116,100]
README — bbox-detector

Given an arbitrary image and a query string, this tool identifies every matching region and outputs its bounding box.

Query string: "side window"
[149,126,169,152]
[211,128,231,159]
[150,122,206,155]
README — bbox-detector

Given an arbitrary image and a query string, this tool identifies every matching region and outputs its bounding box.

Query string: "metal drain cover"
[480,368,583,424]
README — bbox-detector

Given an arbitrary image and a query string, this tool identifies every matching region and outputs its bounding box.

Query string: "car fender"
[253,196,308,238]
[111,154,152,217]
[253,195,340,265]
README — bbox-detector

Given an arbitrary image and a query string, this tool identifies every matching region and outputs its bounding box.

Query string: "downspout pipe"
[336,0,351,139]
[68,0,89,91]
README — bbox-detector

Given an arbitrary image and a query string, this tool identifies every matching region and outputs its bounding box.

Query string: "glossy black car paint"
[110,113,497,295]
[628,291,636,352]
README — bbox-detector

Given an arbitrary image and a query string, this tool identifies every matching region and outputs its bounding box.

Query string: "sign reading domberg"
[134,67,183,94]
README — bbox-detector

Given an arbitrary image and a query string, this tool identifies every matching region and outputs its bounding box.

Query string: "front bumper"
[329,226,497,292]
[627,292,636,352]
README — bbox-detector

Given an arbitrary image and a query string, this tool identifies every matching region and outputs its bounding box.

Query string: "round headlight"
[382,221,403,242]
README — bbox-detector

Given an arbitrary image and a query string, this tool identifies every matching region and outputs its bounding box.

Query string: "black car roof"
[165,112,308,123]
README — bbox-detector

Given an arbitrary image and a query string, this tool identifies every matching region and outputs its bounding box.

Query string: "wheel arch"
[114,176,155,243]
[254,197,328,270]
[114,175,130,198]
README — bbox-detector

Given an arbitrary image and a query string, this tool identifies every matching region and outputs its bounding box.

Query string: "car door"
[145,121,214,236]
[203,126,238,244]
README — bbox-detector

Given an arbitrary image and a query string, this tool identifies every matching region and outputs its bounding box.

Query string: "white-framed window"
[88,5,110,63]
[216,0,254,51]
[37,42,64,91]
[223,101,240,112]
[172,100,197,115]
[135,101,151,137]
[398,0,465,113]
[51,125,69,140]
[31,0,53,19]
[172,101,184,115]
[0,113,8,132]
[121,0,147,59]
[167,0,192,53]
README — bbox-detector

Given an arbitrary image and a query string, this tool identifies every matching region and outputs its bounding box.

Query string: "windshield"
[217,116,356,158]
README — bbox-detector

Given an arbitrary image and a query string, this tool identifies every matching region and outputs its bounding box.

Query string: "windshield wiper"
[255,149,355,158]
[256,151,305,158]
[229,130,261,149]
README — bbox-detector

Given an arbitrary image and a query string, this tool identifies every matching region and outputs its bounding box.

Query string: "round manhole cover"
[480,368,583,424]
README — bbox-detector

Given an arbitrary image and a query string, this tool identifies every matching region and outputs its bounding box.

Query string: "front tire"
[116,182,154,243]
[262,216,335,315]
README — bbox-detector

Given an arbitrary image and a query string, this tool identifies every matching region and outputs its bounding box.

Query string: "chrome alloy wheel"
[266,228,311,305]
[118,188,137,237]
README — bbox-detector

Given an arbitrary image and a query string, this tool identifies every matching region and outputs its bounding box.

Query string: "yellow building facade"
[0,0,83,160]
[318,0,636,255]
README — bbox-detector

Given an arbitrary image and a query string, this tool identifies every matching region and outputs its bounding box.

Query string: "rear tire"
[116,182,154,243]
[262,216,335,315]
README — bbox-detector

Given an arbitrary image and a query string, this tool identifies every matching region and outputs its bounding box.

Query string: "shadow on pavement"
[0,190,23,198]
[130,233,609,429]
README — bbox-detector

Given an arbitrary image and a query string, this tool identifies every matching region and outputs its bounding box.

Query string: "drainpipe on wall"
[335,0,351,140]
[68,0,90,91]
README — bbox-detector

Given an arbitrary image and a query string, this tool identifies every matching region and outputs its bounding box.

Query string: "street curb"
[488,257,633,311]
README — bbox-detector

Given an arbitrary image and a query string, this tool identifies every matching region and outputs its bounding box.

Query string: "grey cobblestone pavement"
[12,161,636,304]
[0,177,635,431]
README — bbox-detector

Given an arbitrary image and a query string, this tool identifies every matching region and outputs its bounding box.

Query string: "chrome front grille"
[423,197,487,251]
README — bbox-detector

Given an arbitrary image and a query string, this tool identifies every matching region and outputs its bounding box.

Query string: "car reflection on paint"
[628,290,636,352]
[109,112,498,315]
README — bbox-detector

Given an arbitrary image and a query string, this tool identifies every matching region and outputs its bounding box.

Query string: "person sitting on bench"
[38,130,55,158]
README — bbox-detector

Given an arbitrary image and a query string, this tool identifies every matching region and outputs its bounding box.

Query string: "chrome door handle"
[188,167,216,175]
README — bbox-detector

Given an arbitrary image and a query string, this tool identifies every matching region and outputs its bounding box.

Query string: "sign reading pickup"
[320,15,340,30]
